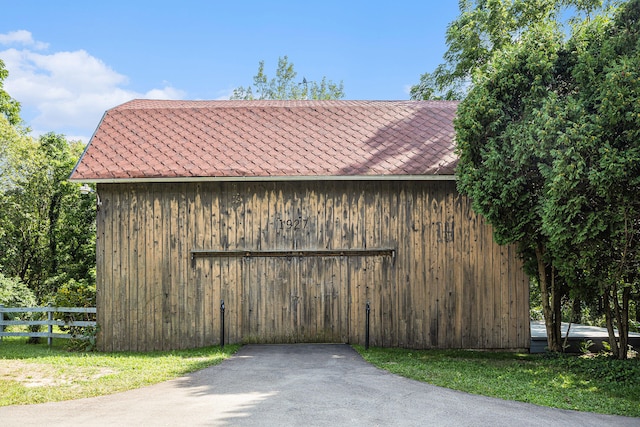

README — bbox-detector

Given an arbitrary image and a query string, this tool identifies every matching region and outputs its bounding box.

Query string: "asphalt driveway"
[0,344,637,426]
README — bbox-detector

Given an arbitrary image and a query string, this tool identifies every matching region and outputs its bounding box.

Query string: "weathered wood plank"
[100,186,113,351]
[462,195,478,348]
[95,185,106,350]
[220,184,232,345]
[483,207,496,348]
[176,187,189,348]
[127,186,139,351]
[444,187,456,348]
[205,184,218,344]
[113,188,123,351]
[138,185,154,351]
[412,184,425,348]
[388,182,401,347]
[191,184,204,347]
[149,186,160,350]
[120,187,131,351]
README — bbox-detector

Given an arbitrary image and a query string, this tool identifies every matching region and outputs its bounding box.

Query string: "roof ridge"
[115,99,459,110]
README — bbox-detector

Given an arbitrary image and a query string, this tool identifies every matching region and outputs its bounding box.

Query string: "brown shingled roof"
[69,99,458,182]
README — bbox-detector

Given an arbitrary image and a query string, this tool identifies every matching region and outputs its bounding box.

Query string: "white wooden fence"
[0,306,97,346]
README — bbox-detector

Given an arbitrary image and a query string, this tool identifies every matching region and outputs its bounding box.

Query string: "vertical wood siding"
[96,181,529,351]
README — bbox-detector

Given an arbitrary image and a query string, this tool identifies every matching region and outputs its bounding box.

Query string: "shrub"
[0,273,41,343]
[53,278,96,308]
[0,273,36,316]
[553,353,640,385]
[66,324,100,352]
[52,279,97,351]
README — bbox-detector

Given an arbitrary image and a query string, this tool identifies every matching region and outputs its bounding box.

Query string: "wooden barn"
[69,99,530,352]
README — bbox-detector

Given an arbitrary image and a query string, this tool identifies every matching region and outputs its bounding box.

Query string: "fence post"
[47,305,53,347]
[0,305,4,342]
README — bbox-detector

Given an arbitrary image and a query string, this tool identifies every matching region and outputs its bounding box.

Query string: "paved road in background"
[1,344,637,426]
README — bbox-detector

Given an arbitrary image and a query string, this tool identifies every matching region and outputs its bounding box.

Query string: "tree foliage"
[0,272,36,312]
[410,0,603,100]
[0,59,95,309]
[455,19,568,351]
[0,128,96,303]
[231,56,345,100]
[0,59,21,126]
[539,0,640,358]
[453,0,639,358]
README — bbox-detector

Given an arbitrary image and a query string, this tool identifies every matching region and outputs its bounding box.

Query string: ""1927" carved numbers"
[274,216,309,233]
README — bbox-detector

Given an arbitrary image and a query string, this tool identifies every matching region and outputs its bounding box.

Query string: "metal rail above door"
[190,248,396,266]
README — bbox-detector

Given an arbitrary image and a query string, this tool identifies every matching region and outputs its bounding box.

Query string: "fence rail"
[0,306,97,346]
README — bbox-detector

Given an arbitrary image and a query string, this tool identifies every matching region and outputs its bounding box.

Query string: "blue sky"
[1,1,460,142]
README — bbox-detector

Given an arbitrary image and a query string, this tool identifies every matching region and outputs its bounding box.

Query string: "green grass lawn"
[354,346,640,417]
[0,337,239,406]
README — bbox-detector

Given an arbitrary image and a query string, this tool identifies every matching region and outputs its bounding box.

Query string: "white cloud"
[144,86,186,100]
[0,31,186,142]
[0,30,49,50]
[214,87,236,100]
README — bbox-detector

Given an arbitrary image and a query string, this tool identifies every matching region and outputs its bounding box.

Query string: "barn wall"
[95,181,529,351]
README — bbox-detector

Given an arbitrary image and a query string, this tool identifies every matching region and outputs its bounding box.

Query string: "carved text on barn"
[274,215,310,234]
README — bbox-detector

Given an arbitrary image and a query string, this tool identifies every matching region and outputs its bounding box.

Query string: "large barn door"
[242,256,349,343]
[240,253,391,345]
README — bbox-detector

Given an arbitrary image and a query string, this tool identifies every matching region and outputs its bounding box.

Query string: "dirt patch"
[0,360,116,388]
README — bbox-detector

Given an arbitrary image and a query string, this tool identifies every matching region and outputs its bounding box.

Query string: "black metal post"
[365,301,370,350]
[220,300,225,348]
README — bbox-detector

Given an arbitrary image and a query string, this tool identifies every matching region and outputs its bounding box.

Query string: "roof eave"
[69,174,458,184]
[68,111,109,181]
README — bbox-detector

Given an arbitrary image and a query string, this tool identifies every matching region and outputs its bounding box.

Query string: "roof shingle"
[69,99,459,181]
